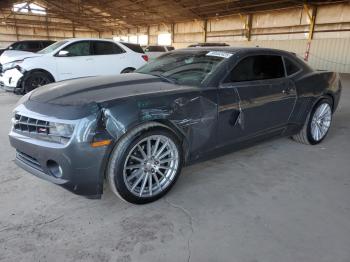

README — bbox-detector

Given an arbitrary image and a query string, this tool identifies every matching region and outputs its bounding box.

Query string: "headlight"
[50,123,74,138]
[48,122,75,144]
[2,60,24,72]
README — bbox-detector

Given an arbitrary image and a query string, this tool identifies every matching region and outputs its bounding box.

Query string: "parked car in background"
[0,38,148,93]
[144,45,174,60]
[0,40,55,55]
[120,42,147,56]
[9,47,341,204]
[188,42,229,47]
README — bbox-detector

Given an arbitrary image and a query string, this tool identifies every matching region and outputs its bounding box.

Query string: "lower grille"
[16,150,44,172]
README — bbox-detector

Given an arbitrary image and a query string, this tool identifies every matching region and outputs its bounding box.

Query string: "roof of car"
[177,46,293,56]
[15,40,55,42]
[64,38,116,42]
[188,43,229,47]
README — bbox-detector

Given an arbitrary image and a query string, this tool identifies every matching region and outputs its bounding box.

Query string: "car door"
[55,40,95,81]
[91,41,127,75]
[218,54,297,145]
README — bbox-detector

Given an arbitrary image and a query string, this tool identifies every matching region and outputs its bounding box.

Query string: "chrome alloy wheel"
[310,103,332,141]
[123,135,179,197]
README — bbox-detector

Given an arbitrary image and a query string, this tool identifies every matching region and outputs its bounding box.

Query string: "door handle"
[282,85,295,95]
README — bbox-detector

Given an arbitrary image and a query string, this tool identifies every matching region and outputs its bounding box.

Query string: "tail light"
[142,55,149,62]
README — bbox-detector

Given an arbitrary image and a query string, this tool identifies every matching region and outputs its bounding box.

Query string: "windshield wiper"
[149,73,178,84]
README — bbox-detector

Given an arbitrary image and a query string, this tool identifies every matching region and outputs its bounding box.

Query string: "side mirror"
[8,46,13,50]
[57,50,69,57]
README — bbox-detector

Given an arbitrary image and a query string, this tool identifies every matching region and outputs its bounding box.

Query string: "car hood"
[0,50,42,64]
[28,73,197,106]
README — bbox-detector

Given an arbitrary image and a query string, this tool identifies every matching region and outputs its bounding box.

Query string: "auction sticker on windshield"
[206,51,233,59]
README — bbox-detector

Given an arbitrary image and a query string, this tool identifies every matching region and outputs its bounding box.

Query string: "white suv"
[0,38,148,93]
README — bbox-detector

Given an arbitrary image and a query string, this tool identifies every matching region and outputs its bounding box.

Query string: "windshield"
[37,40,68,54]
[136,51,228,86]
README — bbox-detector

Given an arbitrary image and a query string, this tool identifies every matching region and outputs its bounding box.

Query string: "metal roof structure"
[0,0,348,31]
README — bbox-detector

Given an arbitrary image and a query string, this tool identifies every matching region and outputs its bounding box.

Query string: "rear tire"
[292,97,333,145]
[107,128,183,204]
[22,71,53,94]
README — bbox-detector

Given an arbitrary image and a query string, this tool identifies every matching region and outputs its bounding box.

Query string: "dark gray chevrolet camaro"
[9,47,341,204]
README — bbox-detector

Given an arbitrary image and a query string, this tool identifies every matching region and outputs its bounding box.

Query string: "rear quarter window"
[284,57,301,76]
[93,41,124,55]
[121,42,144,53]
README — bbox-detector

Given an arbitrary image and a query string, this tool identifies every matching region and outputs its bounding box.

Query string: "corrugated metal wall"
[170,4,350,73]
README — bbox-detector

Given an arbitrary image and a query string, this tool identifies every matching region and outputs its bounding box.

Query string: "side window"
[10,42,23,50]
[93,41,124,55]
[284,57,301,76]
[42,41,54,48]
[28,42,40,49]
[61,41,91,56]
[26,42,41,50]
[12,42,39,50]
[225,55,285,82]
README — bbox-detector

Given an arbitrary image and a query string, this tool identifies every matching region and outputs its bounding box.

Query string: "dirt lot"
[0,75,349,262]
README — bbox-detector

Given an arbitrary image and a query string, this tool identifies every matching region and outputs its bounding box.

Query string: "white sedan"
[0,38,148,93]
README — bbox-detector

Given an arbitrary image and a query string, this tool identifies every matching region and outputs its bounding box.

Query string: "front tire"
[107,128,183,204]
[292,97,333,145]
[22,71,53,94]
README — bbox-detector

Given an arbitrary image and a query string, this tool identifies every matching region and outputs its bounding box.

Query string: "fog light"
[47,160,63,178]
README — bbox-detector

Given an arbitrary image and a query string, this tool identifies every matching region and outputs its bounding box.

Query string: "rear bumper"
[9,130,110,198]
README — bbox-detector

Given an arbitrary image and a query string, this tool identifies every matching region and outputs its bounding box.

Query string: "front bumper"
[0,68,23,91]
[9,130,110,198]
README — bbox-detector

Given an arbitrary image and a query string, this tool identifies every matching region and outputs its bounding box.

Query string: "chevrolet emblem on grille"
[38,127,48,133]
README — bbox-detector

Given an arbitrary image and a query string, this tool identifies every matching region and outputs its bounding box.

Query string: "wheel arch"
[152,119,190,161]
[130,120,189,162]
[16,68,55,94]
[107,120,189,168]
[121,67,136,73]
[309,93,334,116]
[323,92,335,112]
[25,68,55,82]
